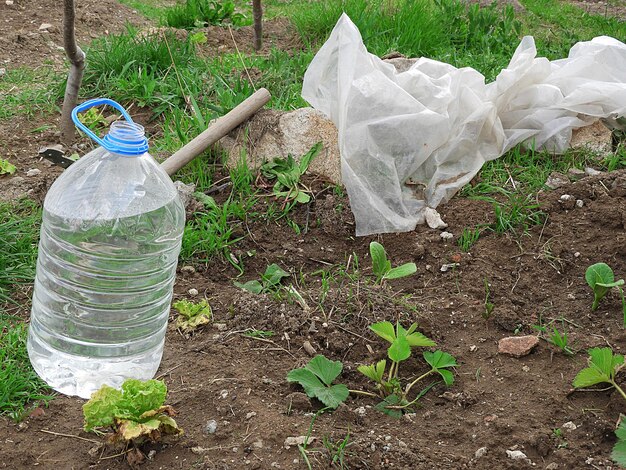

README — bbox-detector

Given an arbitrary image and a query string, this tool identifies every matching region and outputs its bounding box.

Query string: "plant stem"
[348,389,378,398]
[404,369,435,396]
[611,380,626,403]
[620,287,626,328]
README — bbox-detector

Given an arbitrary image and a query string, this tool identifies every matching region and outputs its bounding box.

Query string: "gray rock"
[545,463,559,470]
[26,168,41,177]
[475,447,488,459]
[203,419,218,435]
[506,449,528,460]
[173,180,196,207]
[545,172,569,189]
[221,108,341,185]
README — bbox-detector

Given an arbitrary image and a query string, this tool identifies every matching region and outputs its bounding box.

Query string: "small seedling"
[356,321,456,416]
[483,279,494,320]
[172,299,212,333]
[234,263,290,294]
[457,226,482,252]
[83,379,182,449]
[612,417,626,466]
[572,347,626,401]
[369,241,417,284]
[585,263,626,324]
[322,430,351,469]
[287,355,349,409]
[0,159,16,175]
[260,142,321,205]
[533,321,575,356]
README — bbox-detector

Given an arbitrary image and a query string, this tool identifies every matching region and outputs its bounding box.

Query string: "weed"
[0,316,53,421]
[585,263,625,324]
[234,263,290,294]
[483,279,494,320]
[287,355,349,409]
[260,142,321,206]
[492,193,545,234]
[458,226,482,252]
[534,321,575,356]
[172,299,212,333]
[242,329,274,338]
[164,0,246,29]
[0,159,16,175]
[322,430,351,469]
[369,241,417,284]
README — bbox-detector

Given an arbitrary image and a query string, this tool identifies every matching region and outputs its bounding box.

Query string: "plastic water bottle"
[27,99,185,399]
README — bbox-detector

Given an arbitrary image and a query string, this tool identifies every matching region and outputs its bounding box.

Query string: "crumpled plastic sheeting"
[302,14,626,236]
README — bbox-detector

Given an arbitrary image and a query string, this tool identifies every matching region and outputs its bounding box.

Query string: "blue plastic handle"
[71,98,137,149]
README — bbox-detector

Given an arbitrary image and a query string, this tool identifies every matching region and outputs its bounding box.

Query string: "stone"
[26,168,41,177]
[424,207,448,229]
[575,199,584,208]
[440,263,459,272]
[221,108,341,185]
[474,447,487,459]
[188,288,199,296]
[173,180,196,207]
[38,23,54,32]
[440,231,454,240]
[384,57,418,73]
[5,0,14,5]
[585,167,602,177]
[498,335,539,358]
[0,68,5,77]
[506,449,528,460]
[562,421,577,431]
[545,463,559,470]
[545,172,569,189]
[567,168,586,180]
[203,419,218,435]
[181,265,196,274]
[245,412,257,420]
[284,436,315,449]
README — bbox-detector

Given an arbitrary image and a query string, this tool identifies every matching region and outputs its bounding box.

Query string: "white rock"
[203,419,218,434]
[469,345,478,352]
[39,23,53,31]
[424,207,448,229]
[475,447,487,459]
[440,231,454,240]
[5,1,14,5]
[0,68,5,77]
[355,406,367,417]
[576,199,584,208]
[174,180,196,208]
[562,421,577,431]
[506,450,528,460]
[545,463,559,470]
[559,194,574,201]
[440,263,460,272]
[585,167,601,176]
[188,288,198,296]
[245,412,257,420]
[26,168,41,177]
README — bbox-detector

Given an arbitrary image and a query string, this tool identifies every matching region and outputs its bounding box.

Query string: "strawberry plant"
[355,321,456,416]
[586,263,625,313]
[234,263,290,294]
[573,347,626,401]
[287,355,349,409]
[612,417,626,467]
[83,379,182,448]
[369,242,417,284]
[172,299,212,333]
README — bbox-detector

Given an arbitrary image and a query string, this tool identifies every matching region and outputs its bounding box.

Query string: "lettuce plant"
[172,299,212,333]
[83,379,182,444]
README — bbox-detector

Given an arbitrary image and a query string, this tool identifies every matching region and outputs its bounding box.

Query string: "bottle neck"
[102,122,149,156]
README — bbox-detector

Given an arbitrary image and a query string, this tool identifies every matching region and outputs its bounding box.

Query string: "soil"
[2,2,626,470]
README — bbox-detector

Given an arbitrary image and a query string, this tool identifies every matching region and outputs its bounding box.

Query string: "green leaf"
[573,347,624,388]
[406,331,436,348]
[305,355,343,386]
[586,263,616,288]
[287,368,325,397]
[83,385,123,430]
[369,321,396,344]
[613,420,626,466]
[374,394,403,418]
[423,350,458,370]
[295,191,310,204]
[597,280,625,288]
[299,142,322,174]
[358,360,386,383]
[388,335,411,362]
[0,159,17,175]
[193,192,217,209]
[314,384,349,409]
[436,369,455,386]
[172,299,212,325]
[234,280,263,294]
[287,356,348,410]
[369,242,389,279]
[117,379,167,420]
[384,263,417,280]
[263,264,290,287]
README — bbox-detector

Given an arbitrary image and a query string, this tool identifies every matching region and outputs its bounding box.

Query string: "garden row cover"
[302,14,626,236]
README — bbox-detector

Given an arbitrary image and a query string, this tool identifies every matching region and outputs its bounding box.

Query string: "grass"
[0,67,60,120]
[163,0,246,29]
[0,315,53,421]
[0,200,41,304]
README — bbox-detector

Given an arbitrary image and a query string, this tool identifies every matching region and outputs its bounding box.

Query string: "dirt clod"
[497,335,540,357]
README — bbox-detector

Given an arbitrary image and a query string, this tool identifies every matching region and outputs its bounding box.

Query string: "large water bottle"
[27,99,185,399]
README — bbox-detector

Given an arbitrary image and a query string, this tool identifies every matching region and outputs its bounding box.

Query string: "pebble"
[545,463,559,470]
[26,168,41,177]
[284,436,314,449]
[562,421,577,431]
[575,199,584,208]
[214,323,227,331]
[424,207,448,229]
[0,68,5,77]
[440,231,454,240]
[188,288,198,296]
[469,345,478,352]
[181,265,196,274]
[522,365,530,373]
[147,450,156,460]
[545,172,569,189]
[219,389,229,399]
[506,449,528,460]
[203,419,218,435]
[585,167,601,176]
[475,447,488,459]
[498,335,539,358]
[5,0,14,5]
[440,263,460,272]
[245,412,257,420]
[38,23,53,31]
[355,406,367,417]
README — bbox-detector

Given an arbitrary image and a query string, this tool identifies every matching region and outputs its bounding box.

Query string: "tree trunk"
[60,0,86,145]
[252,0,262,51]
